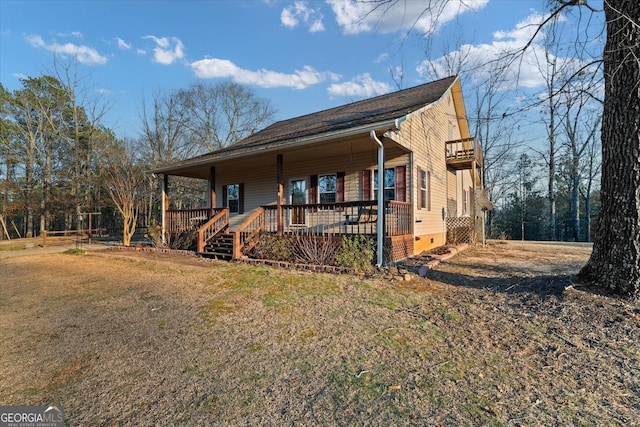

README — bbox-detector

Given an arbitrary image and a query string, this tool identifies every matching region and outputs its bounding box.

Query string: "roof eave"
[150,117,404,175]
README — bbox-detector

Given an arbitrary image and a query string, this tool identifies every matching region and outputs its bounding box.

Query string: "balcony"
[446,137,483,171]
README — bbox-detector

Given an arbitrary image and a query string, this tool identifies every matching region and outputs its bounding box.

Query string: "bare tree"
[104,139,145,246]
[178,81,276,153]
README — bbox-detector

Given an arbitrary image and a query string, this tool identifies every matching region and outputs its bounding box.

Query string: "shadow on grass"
[419,267,621,302]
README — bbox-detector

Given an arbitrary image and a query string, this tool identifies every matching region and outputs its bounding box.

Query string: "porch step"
[201,233,234,260]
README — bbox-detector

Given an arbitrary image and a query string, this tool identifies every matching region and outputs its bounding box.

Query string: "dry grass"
[1,242,638,425]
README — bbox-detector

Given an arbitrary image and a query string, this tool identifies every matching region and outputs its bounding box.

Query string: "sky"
[0,0,604,141]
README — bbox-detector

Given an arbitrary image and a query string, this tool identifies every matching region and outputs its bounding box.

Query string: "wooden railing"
[167,208,224,235]
[261,200,411,237]
[445,137,483,166]
[386,201,412,236]
[197,208,229,253]
[233,207,265,258]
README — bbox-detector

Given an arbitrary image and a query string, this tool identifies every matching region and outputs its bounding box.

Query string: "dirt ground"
[1,241,638,426]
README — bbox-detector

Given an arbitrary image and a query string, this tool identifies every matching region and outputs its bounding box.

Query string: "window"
[373,168,396,201]
[227,184,239,213]
[419,169,430,210]
[318,174,336,203]
[462,188,468,215]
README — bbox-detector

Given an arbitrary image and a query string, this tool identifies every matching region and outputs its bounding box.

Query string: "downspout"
[161,174,167,246]
[369,118,406,267]
[370,130,385,267]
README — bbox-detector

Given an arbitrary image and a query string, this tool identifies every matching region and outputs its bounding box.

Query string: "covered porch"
[166,199,412,261]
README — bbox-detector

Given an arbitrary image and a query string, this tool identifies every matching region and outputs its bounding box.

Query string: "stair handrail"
[233,207,265,258]
[197,208,230,253]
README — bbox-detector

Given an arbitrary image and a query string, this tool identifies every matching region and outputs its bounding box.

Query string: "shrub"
[251,233,295,261]
[149,226,197,251]
[292,234,340,265]
[335,235,375,272]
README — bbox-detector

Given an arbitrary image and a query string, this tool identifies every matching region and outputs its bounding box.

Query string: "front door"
[290,179,307,225]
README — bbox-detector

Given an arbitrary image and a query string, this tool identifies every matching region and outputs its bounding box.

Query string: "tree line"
[0,61,275,244]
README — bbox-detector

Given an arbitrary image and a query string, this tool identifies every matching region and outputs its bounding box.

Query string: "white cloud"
[136,48,147,55]
[116,37,132,50]
[328,0,488,35]
[13,73,28,80]
[142,35,185,65]
[190,58,338,89]
[25,34,108,65]
[95,88,112,95]
[416,11,582,90]
[373,53,389,64]
[281,1,325,32]
[56,31,83,38]
[327,73,392,98]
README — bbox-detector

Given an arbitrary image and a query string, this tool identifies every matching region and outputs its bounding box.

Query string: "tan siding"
[395,88,463,245]
[213,145,410,212]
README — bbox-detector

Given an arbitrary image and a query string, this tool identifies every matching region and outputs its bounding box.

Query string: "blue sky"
[0,0,601,140]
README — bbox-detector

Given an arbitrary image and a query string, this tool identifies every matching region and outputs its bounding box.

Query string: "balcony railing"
[446,137,483,169]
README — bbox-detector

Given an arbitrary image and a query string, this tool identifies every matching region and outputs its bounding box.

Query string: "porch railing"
[197,208,230,253]
[261,200,411,237]
[234,207,265,258]
[166,208,226,235]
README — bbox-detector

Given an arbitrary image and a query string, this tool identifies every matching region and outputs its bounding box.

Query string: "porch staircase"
[201,231,234,260]
[198,212,255,260]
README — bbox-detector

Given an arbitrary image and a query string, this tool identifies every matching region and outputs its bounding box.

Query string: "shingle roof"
[231,75,457,149]
[152,75,457,173]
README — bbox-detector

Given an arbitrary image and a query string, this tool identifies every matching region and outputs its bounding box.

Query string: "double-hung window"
[227,184,240,213]
[419,169,430,210]
[318,174,337,203]
[373,168,396,201]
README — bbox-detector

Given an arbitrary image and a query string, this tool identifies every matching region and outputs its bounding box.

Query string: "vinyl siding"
[395,89,462,243]
[212,142,410,211]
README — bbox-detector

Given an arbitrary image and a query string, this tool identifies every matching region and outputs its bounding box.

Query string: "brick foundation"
[385,235,414,263]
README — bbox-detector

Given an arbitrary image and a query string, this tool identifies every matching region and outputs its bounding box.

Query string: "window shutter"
[336,171,345,211]
[362,170,371,201]
[309,175,318,212]
[336,172,345,202]
[309,175,318,204]
[222,185,228,208]
[396,165,406,202]
[238,183,245,214]
[417,166,423,210]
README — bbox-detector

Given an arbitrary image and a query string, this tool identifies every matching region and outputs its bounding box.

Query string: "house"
[152,75,483,266]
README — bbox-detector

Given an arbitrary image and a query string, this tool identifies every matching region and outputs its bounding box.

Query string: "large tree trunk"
[578,0,640,296]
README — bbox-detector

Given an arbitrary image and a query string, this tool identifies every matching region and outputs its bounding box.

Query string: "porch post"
[209,166,216,212]
[277,154,284,235]
[161,174,169,245]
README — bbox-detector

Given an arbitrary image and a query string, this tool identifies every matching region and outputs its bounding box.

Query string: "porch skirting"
[385,235,414,263]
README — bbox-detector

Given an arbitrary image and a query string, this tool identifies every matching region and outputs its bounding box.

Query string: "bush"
[251,233,295,261]
[292,234,340,265]
[149,226,197,251]
[335,235,375,272]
